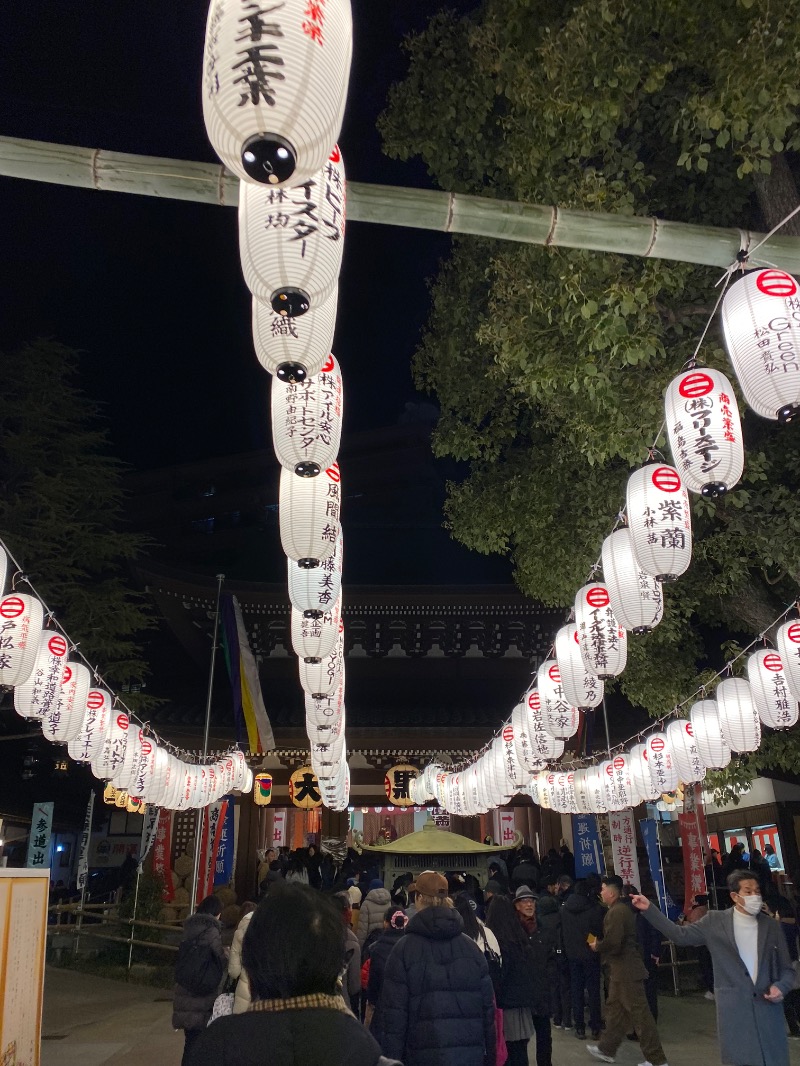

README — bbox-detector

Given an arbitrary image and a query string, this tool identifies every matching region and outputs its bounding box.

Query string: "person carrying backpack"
[173,895,227,1065]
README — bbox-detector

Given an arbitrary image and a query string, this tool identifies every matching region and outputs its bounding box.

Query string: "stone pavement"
[39,967,800,1066]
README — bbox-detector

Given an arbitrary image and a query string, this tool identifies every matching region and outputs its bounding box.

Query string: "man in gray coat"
[630,869,794,1066]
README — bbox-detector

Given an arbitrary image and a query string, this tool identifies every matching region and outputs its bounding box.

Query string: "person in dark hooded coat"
[367,907,410,1048]
[380,870,496,1066]
[172,895,226,1066]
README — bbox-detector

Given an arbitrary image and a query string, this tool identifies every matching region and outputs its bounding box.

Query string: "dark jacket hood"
[408,904,464,940]
[182,911,219,937]
[564,893,594,915]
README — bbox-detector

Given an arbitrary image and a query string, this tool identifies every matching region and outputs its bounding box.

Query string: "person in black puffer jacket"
[560,879,605,1039]
[186,883,400,1066]
[172,896,226,1066]
[380,870,495,1066]
[367,907,410,1048]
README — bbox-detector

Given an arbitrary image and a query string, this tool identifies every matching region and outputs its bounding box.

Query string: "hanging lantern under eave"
[537,660,580,739]
[272,355,344,477]
[253,291,336,383]
[288,528,343,614]
[0,593,44,687]
[498,725,527,790]
[746,649,800,730]
[646,732,679,794]
[583,764,610,814]
[111,722,143,792]
[689,699,731,769]
[510,701,546,774]
[41,660,91,744]
[520,689,566,763]
[299,627,344,697]
[572,768,591,813]
[202,0,352,188]
[628,743,659,803]
[665,720,706,783]
[68,689,113,764]
[776,620,800,702]
[716,677,761,753]
[253,772,273,805]
[626,464,693,582]
[14,630,69,720]
[721,268,800,424]
[291,595,342,660]
[601,529,664,634]
[664,368,744,497]
[574,583,627,679]
[554,624,604,709]
[128,738,161,800]
[239,147,346,315]
[280,463,342,565]
[91,712,130,782]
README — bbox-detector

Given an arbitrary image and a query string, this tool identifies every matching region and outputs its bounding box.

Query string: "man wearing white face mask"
[630,870,794,1066]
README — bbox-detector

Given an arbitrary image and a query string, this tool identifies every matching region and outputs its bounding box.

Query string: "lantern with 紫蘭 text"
[41,660,91,744]
[715,678,760,753]
[202,0,352,188]
[272,355,343,476]
[554,624,603,709]
[252,292,336,382]
[537,660,580,739]
[280,463,342,565]
[776,620,800,702]
[14,630,69,720]
[574,583,627,679]
[664,368,744,497]
[628,743,659,803]
[689,700,731,769]
[626,464,692,581]
[746,649,799,730]
[240,148,346,315]
[721,268,800,423]
[601,529,663,633]
[0,593,44,687]
[665,720,706,783]
[646,732,678,793]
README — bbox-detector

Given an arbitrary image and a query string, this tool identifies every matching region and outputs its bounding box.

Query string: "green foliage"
[381,0,800,779]
[0,340,155,707]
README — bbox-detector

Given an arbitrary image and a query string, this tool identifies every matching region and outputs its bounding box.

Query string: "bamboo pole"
[2,135,800,271]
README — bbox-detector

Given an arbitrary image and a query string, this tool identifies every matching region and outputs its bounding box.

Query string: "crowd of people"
[171,839,800,1066]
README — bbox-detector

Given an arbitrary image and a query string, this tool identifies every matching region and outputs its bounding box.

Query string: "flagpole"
[189,574,225,915]
[74,789,95,956]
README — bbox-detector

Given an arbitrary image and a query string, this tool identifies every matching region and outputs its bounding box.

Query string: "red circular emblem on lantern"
[787,623,800,644]
[141,739,152,755]
[62,666,73,684]
[0,596,26,619]
[329,145,341,164]
[321,354,335,372]
[87,690,105,710]
[116,714,129,730]
[47,635,67,657]
[502,726,514,742]
[756,269,797,298]
[573,630,580,644]
[614,756,625,771]
[685,722,694,737]
[651,466,682,493]
[528,691,540,712]
[678,372,714,399]
[763,653,783,672]
[605,763,613,776]
[326,463,340,483]
[586,586,610,609]
[547,773,555,785]
[650,736,665,752]
[548,664,561,683]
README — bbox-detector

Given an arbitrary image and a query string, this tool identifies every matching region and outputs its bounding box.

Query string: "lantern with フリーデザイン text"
[41,660,91,743]
[665,720,706,783]
[664,368,744,497]
[574,583,627,679]
[537,660,580,739]
[721,268,800,423]
[292,596,342,661]
[202,0,352,189]
[628,743,659,803]
[776,620,800,702]
[14,630,69,720]
[716,677,760,752]
[239,148,346,315]
[601,529,663,633]
[554,624,603,709]
[280,463,342,565]
[0,593,43,687]
[252,293,336,383]
[626,464,692,581]
[288,528,343,614]
[746,649,799,730]
[272,355,343,477]
[689,699,731,769]
[646,732,678,793]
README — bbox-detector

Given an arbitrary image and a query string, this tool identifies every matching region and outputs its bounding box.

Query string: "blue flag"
[639,818,681,919]
[214,796,235,886]
[571,814,605,876]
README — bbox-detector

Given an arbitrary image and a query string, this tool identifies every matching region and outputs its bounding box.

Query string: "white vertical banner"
[26,802,54,871]
[498,809,516,849]
[272,810,286,848]
[76,791,94,890]
[609,808,641,891]
[137,804,160,872]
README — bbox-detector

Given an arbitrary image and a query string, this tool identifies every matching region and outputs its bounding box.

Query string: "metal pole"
[654,817,681,995]
[74,788,95,956]
[601,697,612,756]
[126,866,141,974]
[189,574,225,915]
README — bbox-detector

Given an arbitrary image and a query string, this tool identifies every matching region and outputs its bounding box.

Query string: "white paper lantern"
[574,583,628,679]
[628,742,659,803]
[776,620,800,702]
[299,626,344,697]
[68,689,112,763]
[240,148,345,316]
[601,529,664,633]
[231,751,250,791]
[272,354,343,476]
[549,771,576,814]
[288,528,343,614]
[521,689,566,762]
[291,594,342,660]
[537,660,580,739]
[665,719,707,783]
[510,701,545,774]
[498,724,527,789]
[746,649,799,730]
[572,769,591,813]
[609,754,634,810]
[626,464,693,581]
[128,737,161,799]
[664,368,744,497]
[280,462,341,565]
[584,764,610,814]
[92,710,130,781]
[202,0,352,188]
[161,756,188,810]
[253,292,335,382]
[305,674,345,726]
[529,770,554,810]
[716,677,761,753]
[689,700,731,769]
[0,593,44,687]
[112,722,142,790]
[41,661,91,743]
[554,624,604,709]
[721,268,800,423]
[14,630,69,720]
[0,547,7,596]
[646,732,678,793]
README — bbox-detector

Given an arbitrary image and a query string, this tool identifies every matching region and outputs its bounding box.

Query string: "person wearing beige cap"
[380,870,496,1066]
